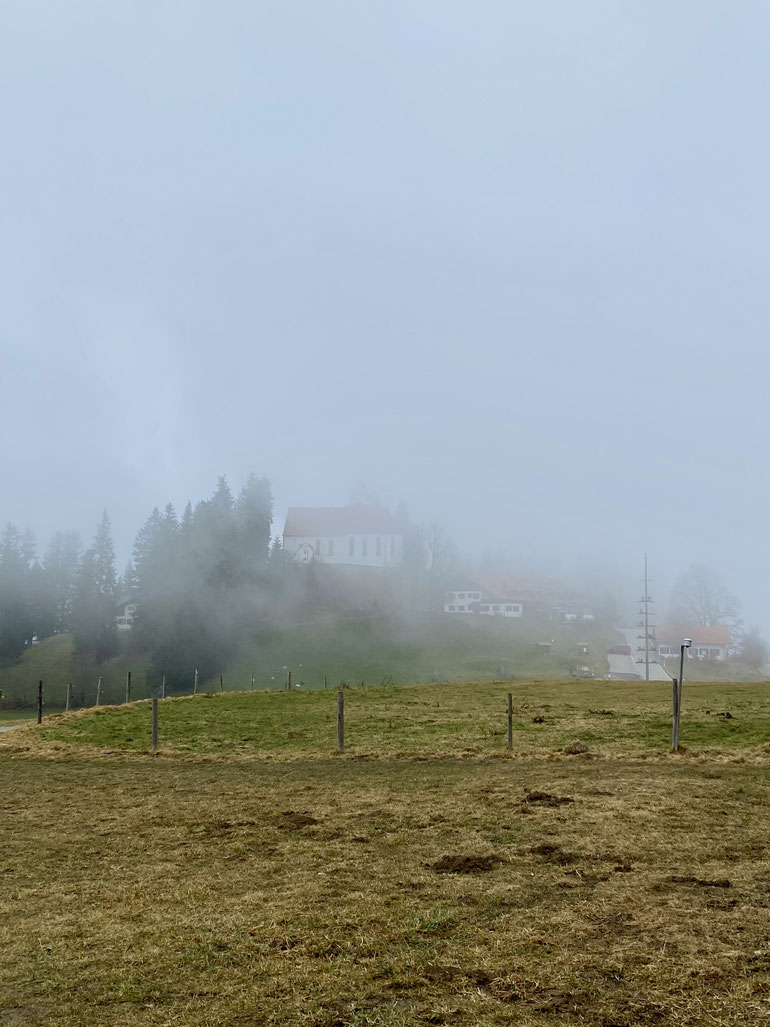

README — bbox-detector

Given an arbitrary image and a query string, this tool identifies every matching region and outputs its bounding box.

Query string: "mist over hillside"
[2,3,767,633]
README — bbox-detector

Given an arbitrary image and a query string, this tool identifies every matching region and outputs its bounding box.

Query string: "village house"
[116,596,138,630]
[444,578,526,618]
[551,599,595,622]
[444,576,595,622]
[282,506,403,568]
[656,624,731,662]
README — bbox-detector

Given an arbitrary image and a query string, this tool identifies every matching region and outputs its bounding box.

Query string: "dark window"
[328,539,334,556]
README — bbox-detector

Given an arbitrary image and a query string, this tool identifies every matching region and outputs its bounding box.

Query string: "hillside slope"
[0,635,146,710]
[213,612,621,691]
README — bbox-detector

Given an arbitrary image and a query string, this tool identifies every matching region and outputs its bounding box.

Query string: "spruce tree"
[42,531,82,634]
[0,523,34,661]
[237,473,273,580]
[71,514,118,662]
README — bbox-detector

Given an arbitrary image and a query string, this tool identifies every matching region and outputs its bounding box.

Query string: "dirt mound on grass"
[523,790,574,807]
[563,740,589,755]
[278,811,319,830]
[432,854,502,874]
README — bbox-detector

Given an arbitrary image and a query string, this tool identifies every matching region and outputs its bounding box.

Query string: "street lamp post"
[673,638,692,751]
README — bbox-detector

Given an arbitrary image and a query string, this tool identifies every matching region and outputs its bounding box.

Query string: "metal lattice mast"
[637,553,656,681]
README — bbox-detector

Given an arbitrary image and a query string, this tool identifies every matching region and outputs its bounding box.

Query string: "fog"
[1,2,767,627]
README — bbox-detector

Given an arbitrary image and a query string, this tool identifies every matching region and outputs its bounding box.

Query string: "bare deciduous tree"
[740,627,768,672]
[422,521,454,577]
[670,564,741,627]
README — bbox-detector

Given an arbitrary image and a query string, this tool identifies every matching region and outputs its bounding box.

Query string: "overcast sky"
[2,2,768,624]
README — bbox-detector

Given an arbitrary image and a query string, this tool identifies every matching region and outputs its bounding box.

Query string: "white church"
[282,506,403,568]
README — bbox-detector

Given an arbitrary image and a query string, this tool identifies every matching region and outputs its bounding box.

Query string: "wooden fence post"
[37,680,43,724]
[251,673,254,691]
[125,670,131,704]
[672,677,679,751]
[194,668,199,695]
[337,690,344,753]
[65,682,72,713]
[95,677,103,706]
[287,671,291,691]
[152,697,159,750]
[219,674,224,693]
[507,693,513,751]
[162,674,166,699]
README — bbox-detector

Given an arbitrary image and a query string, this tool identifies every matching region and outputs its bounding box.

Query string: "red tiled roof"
[283,506,401,538]
[656,624,731,646]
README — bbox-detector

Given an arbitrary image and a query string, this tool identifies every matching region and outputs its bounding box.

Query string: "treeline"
[0,514,116,665]
[0,474,459,689]
[129,474,274,685]
[0,473,277,682]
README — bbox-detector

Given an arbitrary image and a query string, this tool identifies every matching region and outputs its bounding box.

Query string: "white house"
[116,597,137,630]
[282,506,403,568]
[657,624,730,662]
[444,579,524,618]
[552,599,595,622]
[445,576,596,622]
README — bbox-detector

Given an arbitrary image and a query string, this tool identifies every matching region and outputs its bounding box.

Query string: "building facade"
[444,581,524,618]
[657,624,731,662]
[282,506,403,568]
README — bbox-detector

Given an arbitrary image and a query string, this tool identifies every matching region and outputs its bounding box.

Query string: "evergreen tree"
[130,474,274,691]
[92,511,117,598]
[0,523,34,661]
[26,561,53,640]
[236,473,273,580]
[119,561,140,597]
[42,531,82,633]
[190,477,239,590]
[180,500,194,541]
[71,515,118,662]
[133,507,163,580]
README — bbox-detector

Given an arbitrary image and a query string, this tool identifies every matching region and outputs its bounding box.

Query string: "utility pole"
[637,553,656,681]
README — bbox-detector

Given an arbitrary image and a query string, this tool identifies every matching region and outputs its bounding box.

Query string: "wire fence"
[0,668,393,714]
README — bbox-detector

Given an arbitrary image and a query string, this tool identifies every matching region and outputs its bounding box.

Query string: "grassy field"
[0,708,35,724]
[7,678,770,758]
[2,747,770,1025]
[3,680,770,1026]
[0,634,146,710]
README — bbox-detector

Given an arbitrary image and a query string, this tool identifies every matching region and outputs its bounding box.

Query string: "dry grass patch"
[1,752,770,1025]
